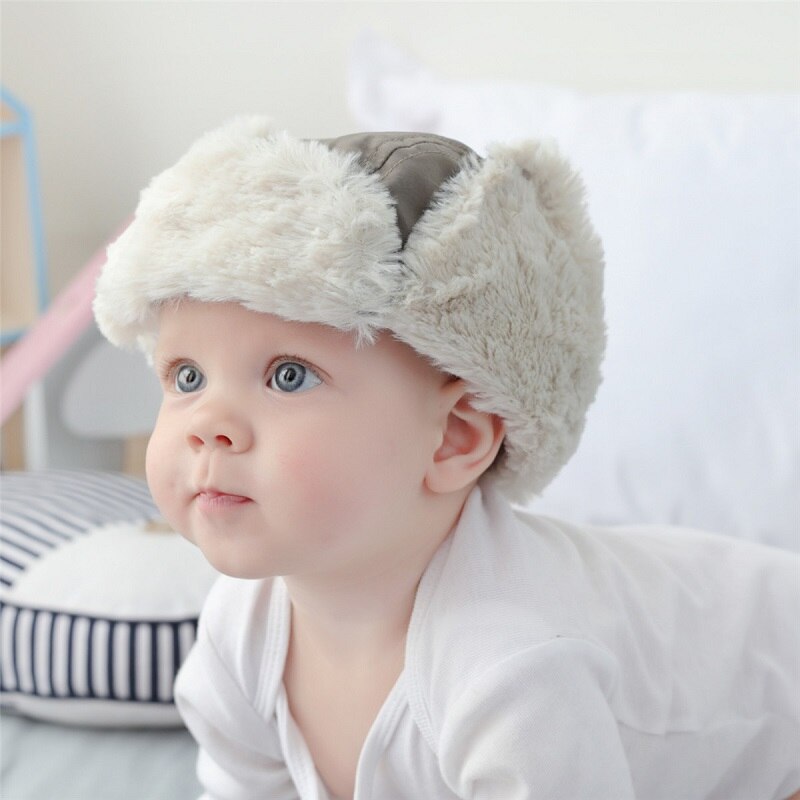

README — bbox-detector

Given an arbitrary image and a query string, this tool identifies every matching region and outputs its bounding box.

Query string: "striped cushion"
[0,470,218,727]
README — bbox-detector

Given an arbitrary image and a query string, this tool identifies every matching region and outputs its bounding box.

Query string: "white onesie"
[174,482,800,799]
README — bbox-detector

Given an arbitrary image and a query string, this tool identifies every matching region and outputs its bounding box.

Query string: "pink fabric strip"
[0,219,131,426]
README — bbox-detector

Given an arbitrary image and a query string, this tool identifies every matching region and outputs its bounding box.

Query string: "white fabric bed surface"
[0,710,200,800]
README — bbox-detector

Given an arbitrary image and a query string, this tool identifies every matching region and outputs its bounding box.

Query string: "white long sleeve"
[438,638,636,800]
[174,620,298,800]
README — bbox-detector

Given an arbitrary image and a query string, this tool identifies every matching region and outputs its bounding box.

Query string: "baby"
[93,118,799,800]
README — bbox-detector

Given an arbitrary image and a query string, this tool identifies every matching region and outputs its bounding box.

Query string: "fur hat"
[93,116,606,504]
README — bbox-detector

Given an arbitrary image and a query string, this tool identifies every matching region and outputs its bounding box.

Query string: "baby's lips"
[195,489,254,512]
[196,487,253,501]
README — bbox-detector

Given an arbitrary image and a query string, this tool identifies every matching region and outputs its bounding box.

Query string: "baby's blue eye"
[270,362,322,394]
[175,364,205,393]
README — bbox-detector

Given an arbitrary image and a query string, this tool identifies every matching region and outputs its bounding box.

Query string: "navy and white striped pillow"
[0,470,218,727]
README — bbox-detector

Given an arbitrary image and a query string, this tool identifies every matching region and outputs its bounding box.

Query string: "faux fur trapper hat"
[93,116,606,504]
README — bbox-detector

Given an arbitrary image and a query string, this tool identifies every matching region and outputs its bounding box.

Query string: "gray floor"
[1,711,201,800]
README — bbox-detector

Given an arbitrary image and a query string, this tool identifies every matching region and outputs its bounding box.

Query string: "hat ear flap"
[485,140,604,267]
[389,137,606,504]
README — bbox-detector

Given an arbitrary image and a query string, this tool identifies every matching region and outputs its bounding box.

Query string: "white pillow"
[0,470,219,727]
[349,32,800,550]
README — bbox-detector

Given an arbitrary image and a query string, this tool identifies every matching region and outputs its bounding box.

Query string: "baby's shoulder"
[408,489,800,739]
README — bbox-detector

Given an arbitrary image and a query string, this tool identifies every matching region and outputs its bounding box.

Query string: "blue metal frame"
[1,87,50,346]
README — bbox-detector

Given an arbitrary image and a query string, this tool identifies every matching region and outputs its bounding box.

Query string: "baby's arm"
[437,638,634,799]
[174,623,297,800]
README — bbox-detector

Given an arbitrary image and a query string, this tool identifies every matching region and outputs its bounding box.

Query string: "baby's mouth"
[195,489,253,511]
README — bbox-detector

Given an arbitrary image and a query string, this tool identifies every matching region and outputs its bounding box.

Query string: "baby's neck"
[281,491,471,800]
[283,575,413,800]
[282,491,469,664]
[284,548,429,665]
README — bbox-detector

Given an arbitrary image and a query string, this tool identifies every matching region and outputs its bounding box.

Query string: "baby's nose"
[186,402,253,453]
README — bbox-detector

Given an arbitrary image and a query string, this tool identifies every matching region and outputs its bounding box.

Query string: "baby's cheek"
[274,441,372,543]
[145,424,182,528]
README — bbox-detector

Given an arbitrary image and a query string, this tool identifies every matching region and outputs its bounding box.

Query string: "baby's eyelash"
[268,355,326,383]
[157,357,194,384]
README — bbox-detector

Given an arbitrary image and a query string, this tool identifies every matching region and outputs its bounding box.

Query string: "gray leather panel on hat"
[319,132,478,246]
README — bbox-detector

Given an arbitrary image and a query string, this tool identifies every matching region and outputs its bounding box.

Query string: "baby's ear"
[424,380,506,495]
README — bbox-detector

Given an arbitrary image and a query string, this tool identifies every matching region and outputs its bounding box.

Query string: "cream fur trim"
[94,116,402,355]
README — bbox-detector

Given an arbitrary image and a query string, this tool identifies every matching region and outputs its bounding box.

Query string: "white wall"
[2,1,799,294]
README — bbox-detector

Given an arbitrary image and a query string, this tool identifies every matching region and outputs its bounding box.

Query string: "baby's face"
[146,299,450,579]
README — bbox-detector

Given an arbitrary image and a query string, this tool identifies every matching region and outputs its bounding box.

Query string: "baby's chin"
[199,547,276,580]
[212,562,272,580]
[184,529,287,580]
